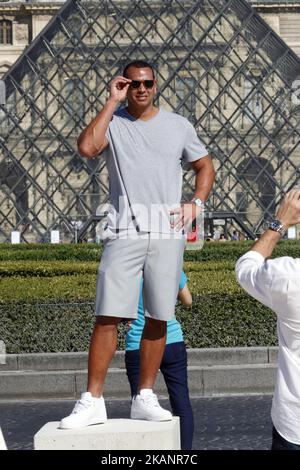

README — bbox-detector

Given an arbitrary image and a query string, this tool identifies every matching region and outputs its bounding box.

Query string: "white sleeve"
[236,252,296,314]
[235,251,273,309]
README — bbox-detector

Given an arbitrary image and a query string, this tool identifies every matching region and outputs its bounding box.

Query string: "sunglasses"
[129,80,155,89]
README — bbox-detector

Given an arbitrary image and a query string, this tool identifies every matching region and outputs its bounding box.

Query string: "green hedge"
[0,261,239,302]
[0,274,97,303]
[1,239,296,353]
[0,295,277,354]
[0,261,99,277]
[1,239,300,261]
[0,244,103,261]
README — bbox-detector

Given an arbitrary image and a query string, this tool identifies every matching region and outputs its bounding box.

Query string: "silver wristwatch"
[267,219,286,236]
[191,198,204,207]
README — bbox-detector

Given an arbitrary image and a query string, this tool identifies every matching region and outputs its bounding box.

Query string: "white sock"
[139,388,153,397]
[83,392,102,400]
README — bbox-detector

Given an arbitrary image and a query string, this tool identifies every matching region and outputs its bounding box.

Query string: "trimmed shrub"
[0,274,97,303]
[0,295,277,354]
[2,239,296,352]
[0,261,240,303]
[0,239,300,261]
[178,295,277,348]
[0,244,103,261]
[0,261,99,277]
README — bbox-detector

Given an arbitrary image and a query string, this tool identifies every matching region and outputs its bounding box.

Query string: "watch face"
[269,219,285,233]
[271,221,281,230]
[194,198,203,207]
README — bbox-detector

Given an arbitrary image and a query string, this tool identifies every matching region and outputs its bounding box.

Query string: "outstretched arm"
[236,190,300,309]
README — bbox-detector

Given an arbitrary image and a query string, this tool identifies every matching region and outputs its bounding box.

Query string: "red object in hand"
[187,226,198,242]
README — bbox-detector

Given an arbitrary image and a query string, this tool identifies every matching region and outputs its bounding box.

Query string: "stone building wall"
[0,1,64,77]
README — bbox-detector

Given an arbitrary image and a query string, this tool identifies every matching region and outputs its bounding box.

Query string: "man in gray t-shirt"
[60,60,215,430]
[104,106,208,234]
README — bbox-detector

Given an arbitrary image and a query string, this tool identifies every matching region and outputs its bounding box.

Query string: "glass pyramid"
[1,0,300,242]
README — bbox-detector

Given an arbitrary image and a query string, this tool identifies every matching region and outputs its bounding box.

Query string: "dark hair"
[123,60,155,79]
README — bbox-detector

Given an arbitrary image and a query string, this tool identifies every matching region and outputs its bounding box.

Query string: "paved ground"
[0,395,273,450]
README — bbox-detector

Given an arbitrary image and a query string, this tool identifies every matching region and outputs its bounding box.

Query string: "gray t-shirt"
[103,107,208,234]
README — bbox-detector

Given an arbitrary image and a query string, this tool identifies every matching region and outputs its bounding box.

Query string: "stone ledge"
[0,370,75,399]
[0,364,277,400]
[0,347,278,372]
[34,418,180,450]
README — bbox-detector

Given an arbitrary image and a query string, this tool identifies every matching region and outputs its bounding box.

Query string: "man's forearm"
[193,159,215,202]
[78,98,119,158]
[250,229,281,259]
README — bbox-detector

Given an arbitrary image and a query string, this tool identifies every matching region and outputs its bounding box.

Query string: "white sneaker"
[130,389,172,422]
[59,392,107,429]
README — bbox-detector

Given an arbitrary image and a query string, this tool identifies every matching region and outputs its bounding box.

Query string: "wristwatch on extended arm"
[267,219,287,236]
[191,197,205,208]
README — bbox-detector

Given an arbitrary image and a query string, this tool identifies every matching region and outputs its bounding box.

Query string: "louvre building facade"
[1,0,300,242]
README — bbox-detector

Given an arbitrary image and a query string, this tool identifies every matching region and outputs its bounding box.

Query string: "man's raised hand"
[109,76,132,103]
[276,190,300,230]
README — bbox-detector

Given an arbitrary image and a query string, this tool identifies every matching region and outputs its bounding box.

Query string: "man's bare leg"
[87,316,121,397]
[138,317,167,391]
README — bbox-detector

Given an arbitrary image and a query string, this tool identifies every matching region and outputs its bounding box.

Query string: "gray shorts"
[95,233,185,321]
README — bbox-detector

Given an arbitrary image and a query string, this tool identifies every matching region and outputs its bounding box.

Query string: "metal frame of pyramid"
[1,0,300,242]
